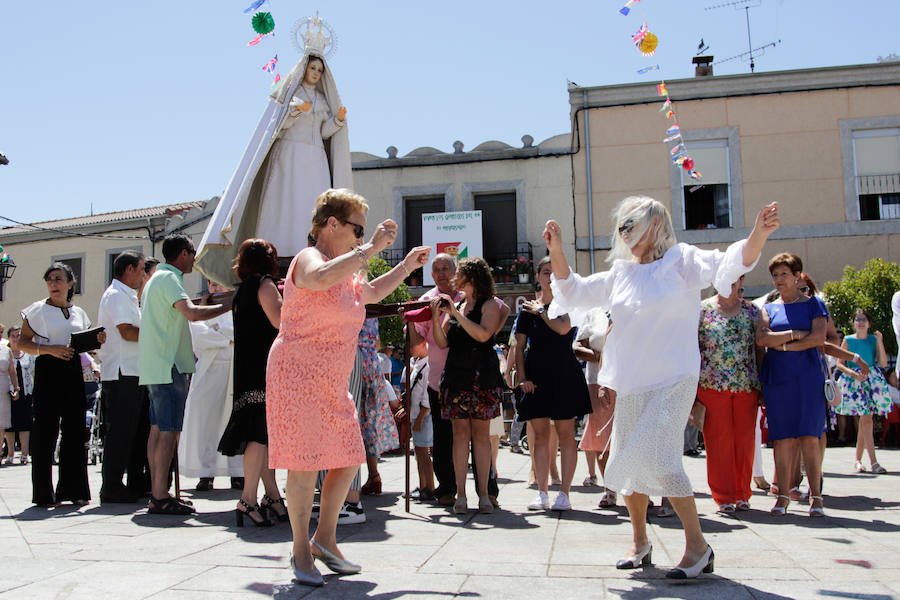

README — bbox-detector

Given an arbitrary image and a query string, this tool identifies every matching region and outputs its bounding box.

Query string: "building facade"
[568,61,900,295]
[0,202,215,327]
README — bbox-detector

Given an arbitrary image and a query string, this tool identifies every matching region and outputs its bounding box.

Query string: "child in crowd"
[406,348,434,500]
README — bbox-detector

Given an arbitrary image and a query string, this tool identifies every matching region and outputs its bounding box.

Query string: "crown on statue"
[292,12,337,58]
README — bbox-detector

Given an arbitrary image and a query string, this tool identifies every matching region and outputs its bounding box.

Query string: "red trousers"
[697,388,759,505]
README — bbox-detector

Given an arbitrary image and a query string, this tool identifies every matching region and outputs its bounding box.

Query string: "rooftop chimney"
[693,55,714,77]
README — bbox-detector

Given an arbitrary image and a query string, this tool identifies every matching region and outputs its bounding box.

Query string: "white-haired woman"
[542,197,779,579]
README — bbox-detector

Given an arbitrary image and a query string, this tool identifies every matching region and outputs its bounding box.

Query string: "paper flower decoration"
[639,32,658,56]
[682,158,695,171]
[252,11,275,35]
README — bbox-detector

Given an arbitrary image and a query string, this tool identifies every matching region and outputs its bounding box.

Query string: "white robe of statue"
[195,52,352,287]
[178,312,243,478]
[255,82,343,255]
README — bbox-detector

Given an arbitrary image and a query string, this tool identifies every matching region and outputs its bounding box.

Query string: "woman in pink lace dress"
[267,188,430,586]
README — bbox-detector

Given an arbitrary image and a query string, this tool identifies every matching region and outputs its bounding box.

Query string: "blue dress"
[760,297,829,440]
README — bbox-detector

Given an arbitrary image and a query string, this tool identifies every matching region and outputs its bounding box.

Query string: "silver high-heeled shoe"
[615,543,652,569]
[665,545,714,579]
[289,555,324,587]
[311,540,362,574]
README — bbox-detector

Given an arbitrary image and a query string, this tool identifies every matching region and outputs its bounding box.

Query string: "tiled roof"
[0,202,203,237]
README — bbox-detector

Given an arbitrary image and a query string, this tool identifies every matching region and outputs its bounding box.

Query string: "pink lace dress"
[266,250,367,471]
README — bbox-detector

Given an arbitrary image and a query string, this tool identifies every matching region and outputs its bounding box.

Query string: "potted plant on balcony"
[514,256,533,284]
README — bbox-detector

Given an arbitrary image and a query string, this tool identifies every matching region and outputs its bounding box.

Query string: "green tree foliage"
[822,258,900,357]
[367,256,411,348]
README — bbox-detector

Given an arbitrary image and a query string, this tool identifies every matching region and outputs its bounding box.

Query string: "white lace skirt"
[603,375,698,498]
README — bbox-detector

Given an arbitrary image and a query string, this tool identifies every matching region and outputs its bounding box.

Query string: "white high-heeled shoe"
[311,540,361,574]
[615,543,652,569]
[665,545,714,579]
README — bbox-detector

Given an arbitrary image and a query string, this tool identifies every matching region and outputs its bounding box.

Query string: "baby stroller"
[86,391,104,465]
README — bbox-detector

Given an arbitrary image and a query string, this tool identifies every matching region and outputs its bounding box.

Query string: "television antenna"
[705,0,778,72]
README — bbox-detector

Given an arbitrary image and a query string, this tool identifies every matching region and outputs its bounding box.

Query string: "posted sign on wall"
[421,211,483,286]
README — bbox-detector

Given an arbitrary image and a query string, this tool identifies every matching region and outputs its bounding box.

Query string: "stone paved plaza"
[0,444,898,600]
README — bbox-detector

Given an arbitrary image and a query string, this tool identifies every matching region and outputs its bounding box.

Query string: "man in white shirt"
[97,250,145,503]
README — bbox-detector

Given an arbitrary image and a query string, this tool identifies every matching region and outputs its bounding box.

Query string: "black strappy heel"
[261,494,289,522]
[236,498,273,527]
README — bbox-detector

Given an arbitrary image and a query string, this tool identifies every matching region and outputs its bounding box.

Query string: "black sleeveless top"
[232,274,278,398]
[440,297,503,393]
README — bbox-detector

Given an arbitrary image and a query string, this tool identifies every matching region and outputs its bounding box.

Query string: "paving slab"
[0,443,896,598]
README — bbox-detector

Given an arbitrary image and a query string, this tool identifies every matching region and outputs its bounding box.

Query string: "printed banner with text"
[421,211,484,286]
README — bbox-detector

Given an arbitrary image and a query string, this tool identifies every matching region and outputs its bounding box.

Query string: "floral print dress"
[698,299,760,393]
[358,318,399,456]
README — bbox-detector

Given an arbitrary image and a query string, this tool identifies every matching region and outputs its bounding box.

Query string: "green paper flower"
[251,11,275,35]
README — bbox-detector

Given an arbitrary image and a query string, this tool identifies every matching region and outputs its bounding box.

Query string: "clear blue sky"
[2,0,898,224]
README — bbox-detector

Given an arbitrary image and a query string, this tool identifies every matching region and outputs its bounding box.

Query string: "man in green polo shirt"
[139,234,231,515]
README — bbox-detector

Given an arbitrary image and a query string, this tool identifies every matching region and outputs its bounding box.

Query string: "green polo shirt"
[138,263,194,385]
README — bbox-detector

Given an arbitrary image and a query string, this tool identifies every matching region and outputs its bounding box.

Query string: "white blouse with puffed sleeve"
[550,241,758,396]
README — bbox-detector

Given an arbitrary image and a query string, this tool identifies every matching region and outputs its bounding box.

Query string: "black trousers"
[427,386,498,498]
[100,374,147,495]
[31,355,90,505]
[127,386,152,495]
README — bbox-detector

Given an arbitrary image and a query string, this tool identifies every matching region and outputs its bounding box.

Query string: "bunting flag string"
[619,0,642,16]
[619,3,703,182]
[619,7,703,180]
[243,0,266,14]
[242,2,280,87]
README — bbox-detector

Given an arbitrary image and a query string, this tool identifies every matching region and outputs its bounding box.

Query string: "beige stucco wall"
[352,153,576,269]
[572,84,900,292]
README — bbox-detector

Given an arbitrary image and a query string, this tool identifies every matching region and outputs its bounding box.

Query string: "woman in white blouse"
[542,197,779,579]
[18,262,106,507]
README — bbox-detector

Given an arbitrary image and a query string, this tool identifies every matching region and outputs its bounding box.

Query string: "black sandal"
[148,496,194,515]
[260,494,289,522]
[236,498,273,527]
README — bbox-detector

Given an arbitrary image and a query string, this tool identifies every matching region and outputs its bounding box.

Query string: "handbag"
[819,350,841,407]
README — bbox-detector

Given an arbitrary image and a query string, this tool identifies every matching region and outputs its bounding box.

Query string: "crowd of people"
[4,189,899,587]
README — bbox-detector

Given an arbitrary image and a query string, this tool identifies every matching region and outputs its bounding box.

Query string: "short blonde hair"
[309,188,369,243]
[607,196,677,263]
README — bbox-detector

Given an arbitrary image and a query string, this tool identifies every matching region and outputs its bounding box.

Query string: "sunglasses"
[853,317,868,322]
[618,221,635,236]
[342,219,365,239]
[798,286,810,294]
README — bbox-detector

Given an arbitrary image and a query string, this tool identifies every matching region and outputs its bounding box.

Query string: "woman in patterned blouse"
[697,275,762,513]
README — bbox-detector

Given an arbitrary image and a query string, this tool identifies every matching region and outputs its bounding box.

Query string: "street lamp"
[0,252,15,302]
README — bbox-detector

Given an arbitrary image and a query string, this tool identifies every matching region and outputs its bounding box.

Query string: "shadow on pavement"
[608,575,796,600]
[272,578,481,599]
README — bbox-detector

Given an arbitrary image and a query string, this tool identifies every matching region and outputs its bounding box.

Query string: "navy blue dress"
[514,308,591,421]
[760,297,828,440]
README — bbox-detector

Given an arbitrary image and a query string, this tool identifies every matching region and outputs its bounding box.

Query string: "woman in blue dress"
[757,253,828,517]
